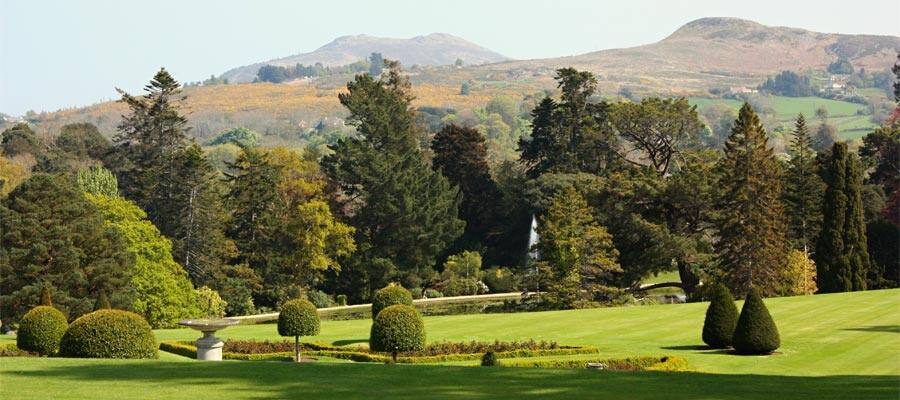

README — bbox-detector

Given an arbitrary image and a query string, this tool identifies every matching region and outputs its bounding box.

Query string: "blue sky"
[1,0,898,115]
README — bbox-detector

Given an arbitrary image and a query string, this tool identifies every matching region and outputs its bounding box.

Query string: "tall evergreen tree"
[815,142,871,292]
[714,104,789,296]
[783,114,825,252]
[322,61,463,295]
[431,124,503,257]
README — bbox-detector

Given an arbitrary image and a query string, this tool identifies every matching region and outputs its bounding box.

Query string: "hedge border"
[499,355,691,371]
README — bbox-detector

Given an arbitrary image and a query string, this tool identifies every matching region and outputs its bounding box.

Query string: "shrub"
[278,299,320,362]
[481,351,498,366]
[371,284,413,319]
[335,294,348,306]
[442,278,484,296]
[195,286,226,318]
[305,290,335,308]
[702,283,738,348]
[59,310,157,359]
[410,288,424,299]
[370,305,425,360]
[424,289,443,298]
[16,306,68,356]
[732,288,780,355]
[482,267,520,292]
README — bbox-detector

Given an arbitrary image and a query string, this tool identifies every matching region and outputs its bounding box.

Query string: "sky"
[1,0,898,116]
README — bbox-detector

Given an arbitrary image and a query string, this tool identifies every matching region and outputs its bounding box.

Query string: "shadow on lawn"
[841,325,899,334]
[6,360,899,400]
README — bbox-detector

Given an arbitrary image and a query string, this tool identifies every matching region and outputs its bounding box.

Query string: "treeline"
[254,53,382,84]
[2,60,898,328]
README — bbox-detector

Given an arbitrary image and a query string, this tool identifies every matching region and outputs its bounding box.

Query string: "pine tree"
[714,103,789,296]
[322,61,463,292]
[815,142,871,292]
[732,287,780,355]
[702,283,738,349]
[431,124,503,256]
[783,114,824,252]
[93,290,111,310]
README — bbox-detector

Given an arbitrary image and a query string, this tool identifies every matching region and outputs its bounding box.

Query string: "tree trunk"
[295,336,300,362]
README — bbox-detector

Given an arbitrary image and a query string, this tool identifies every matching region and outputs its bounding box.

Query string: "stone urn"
[178,318,240,361]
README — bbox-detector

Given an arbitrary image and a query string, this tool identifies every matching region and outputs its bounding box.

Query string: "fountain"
[178,318,240,361]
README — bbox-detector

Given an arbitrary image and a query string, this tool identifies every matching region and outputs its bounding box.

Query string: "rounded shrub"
[16,306,68,355]
[370,305,425,358]
[335,294,348,306]
[732,288,780,355]
[371,284,413,320]
[701,283,739,348]
[481,351,499,366]
[59,309,158,359]
[278,299,320,338]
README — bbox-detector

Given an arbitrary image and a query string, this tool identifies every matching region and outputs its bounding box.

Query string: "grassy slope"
[148,289,900,376]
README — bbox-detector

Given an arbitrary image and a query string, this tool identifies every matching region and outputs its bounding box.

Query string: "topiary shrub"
[59,309,157,359]
[371,284,413,320]
[370,304,425,361]
[305,290,335,308]
[335,294,348,306]
[702,283,739,348]
[732,287,780,355]
[16,306,68,356]
[278,299,320,362]
[481,351,498,366]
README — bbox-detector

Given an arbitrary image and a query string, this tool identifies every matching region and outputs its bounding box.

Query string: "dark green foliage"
[610,97,703,175]
[481,351,498,366]
[431,123,504,256]
[16,306,68,356]
[732,288,780,355]
[701,284,738,349]
[1,123,44,157]
[758,71,815,97]
[336,294,348,306]
[827,58,854,75]
[815,142,871,292]
[714,104,789,296]
[371,284,413,319]
[322,62,462,291]
[55,123,110,162]
[59,309,158,359]
[40,286,52,306]
[208,127,260,147]
[94,290,111,311]
[277,299,320,337]
[518,68,617,178]
[0,174,133,323]
[369,304,426,354]
[783,114,825,251]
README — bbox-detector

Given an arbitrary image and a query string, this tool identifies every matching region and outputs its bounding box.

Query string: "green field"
[2,289,898,399]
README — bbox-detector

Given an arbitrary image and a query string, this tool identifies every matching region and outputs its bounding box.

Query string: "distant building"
[729,86,757,94]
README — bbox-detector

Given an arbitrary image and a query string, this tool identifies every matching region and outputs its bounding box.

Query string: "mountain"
[221,33,510,83]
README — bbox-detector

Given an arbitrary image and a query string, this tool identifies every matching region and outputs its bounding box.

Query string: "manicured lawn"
[2,357,897,400]
[152,289,900,376]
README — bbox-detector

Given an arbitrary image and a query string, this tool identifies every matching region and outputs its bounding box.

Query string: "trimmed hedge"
[702,283,738,348]
[732,288,780,355]
[158,341,197,358]
[0,343,34,357]
[59,309,158,359]
[500,355,689,371]
[16,306,68,355]
[278,299,320,337]
[481,351,498,366]
[371,284,413,319]
[370,305,425,354]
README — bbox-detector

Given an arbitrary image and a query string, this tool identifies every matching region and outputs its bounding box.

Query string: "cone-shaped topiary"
[481,351,499,366]
[732,287,780,355]
[370,304,425,361]
[701,283,739,348]
[277,298,320,362]
[371,284,413,320]
[17,306,68,355]
[59,309,157,359]
[93,290,111,311]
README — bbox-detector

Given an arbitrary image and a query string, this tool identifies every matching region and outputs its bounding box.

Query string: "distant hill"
[221,33,510,83]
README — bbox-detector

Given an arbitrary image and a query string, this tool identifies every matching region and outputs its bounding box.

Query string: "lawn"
[2,289,898,399]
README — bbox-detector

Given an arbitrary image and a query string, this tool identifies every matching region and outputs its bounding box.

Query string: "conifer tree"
[714,104,789,296]
[702,283,738,349]
[94,290,111,311]
[815,142,871,292]
[783,114,824,252]
[732,287,780,355]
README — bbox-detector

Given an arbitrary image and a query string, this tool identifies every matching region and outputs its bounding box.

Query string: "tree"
[0,156,31,196]
[732,288,780,355]
[827,58,854,75]
[815,142,871,292]
[1,123,44,158]
[813,123,839,152]
[208,127,260,147]
[701,284,738,349]
[460,81,471,95]
[758,71,815,97]
[277,299,320,362]
[714,104,789,296]
[518,68,617,178]
[368,52,384,77]
[55,123,110,162]
[77,166,118,197]
[0,174,133,322]
[431,124,504,256]
[93,290,111,310]
[535,187,621,308]
[781,250,817,295]
[610,97,703,175]
[322,61,463,294]
[783,114,825,252]
[85,193,200,328]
